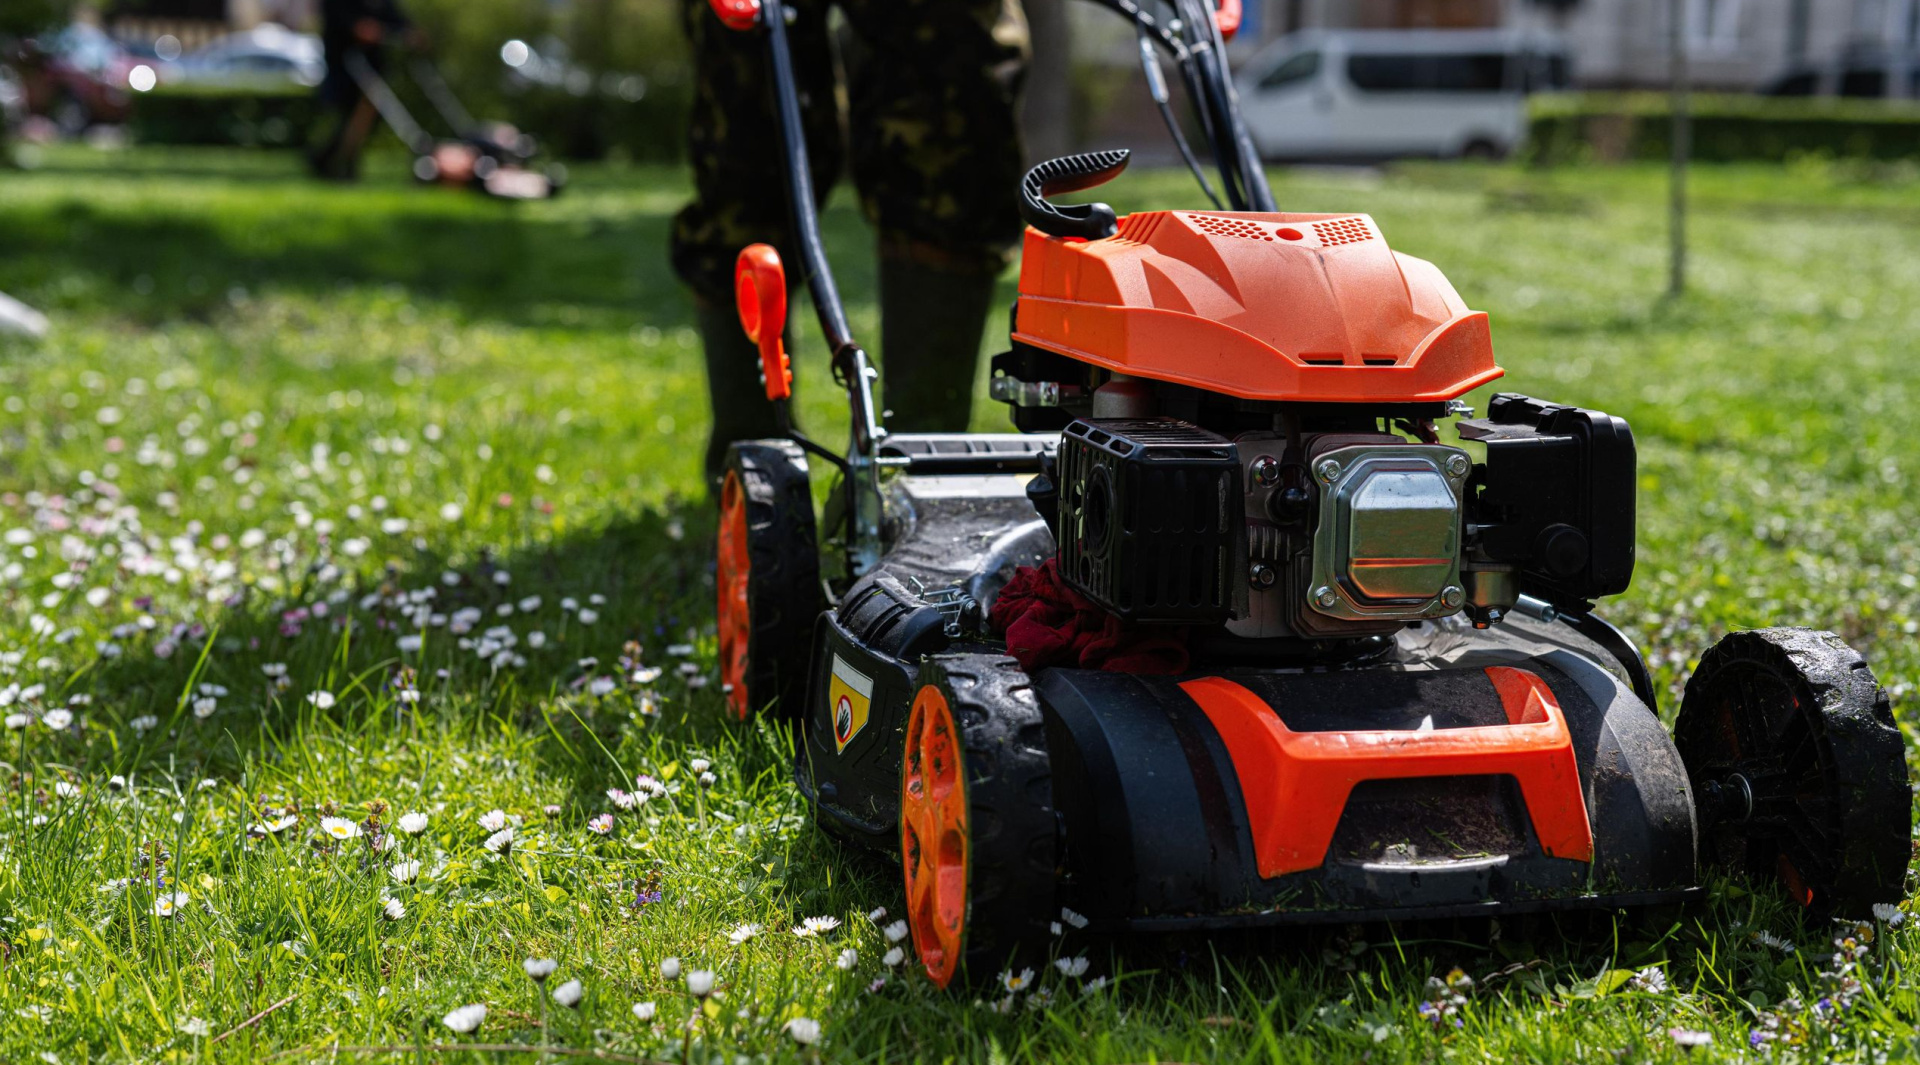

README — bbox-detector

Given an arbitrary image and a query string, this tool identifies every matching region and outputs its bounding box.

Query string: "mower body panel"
[795,452,1700,928]
[1011,212,1502,403]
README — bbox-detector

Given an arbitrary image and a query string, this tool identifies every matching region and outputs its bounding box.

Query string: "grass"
[0,144,1917,1063]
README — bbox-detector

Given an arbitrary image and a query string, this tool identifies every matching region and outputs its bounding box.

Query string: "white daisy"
[442,1004,486,1033]
[728,922,763,945]
[478,809,507,831]
[1001,967,1035,992]
[381,897,406,921]
[868,906,888,923]
[523,957,558,982]
[882,947,905,967]
[42,708,73,730]
[152,891,190,918]
[794,915,841,938]
[785,1018,822,1045]
[587,813,614,835]
[483,828,514,855]
[659,957,681,979]
[882,920,909,943]
[397,811,429,834]
[632,1001,657,1022]
[305,691,335,709]
[685,970,715,997]
[318,816,360,841]
[1060,907,1089,929]
[1054,956,1090,978]
[251,815,298,835]
[835,948,858,970]
[390,860,421,883]
[550,979,583,1008]
[1874,902,1906,927]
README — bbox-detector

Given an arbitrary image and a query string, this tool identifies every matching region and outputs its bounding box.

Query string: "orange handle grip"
[708,0,761,30]
[734,244,791,403]
[1213,0,1240,39]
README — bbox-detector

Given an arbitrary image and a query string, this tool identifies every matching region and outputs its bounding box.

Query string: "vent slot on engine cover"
[1056,419,1245,623]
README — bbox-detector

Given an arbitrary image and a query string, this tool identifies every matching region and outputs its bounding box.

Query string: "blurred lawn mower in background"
[707,0,1913,988]
[343,49,564,200]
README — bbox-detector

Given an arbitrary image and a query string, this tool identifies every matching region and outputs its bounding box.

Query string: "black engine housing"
[1055,418,1246,623]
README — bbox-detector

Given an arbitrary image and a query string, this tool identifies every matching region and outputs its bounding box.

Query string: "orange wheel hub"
[901,684,968,988]
[717,470,752,721]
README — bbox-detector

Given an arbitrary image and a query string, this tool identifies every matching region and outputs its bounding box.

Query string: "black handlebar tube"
[761,0,855,355]
[1193,0,1275,211]
[753,0,887,575]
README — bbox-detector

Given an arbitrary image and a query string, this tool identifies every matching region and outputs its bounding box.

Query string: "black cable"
[1137,27,1222,209]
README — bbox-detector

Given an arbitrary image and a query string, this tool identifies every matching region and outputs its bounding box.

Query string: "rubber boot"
[698,299,796,495]
[878,254,1002,433]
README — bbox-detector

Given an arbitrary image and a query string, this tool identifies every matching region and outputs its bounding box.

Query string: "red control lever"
[1213,0,1241,40]
[735,244,791,402]
[708,0,761,30]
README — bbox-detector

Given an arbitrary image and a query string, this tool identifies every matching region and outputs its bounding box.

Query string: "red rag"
[990,559,1189,675]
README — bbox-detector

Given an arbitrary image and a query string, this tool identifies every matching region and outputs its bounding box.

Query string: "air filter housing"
[1056,418,1244,623]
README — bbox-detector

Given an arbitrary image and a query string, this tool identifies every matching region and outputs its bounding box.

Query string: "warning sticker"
[829,654,874,754]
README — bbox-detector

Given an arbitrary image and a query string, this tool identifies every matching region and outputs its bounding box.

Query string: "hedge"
[1527,92,1920,163]
[128,85,322,148]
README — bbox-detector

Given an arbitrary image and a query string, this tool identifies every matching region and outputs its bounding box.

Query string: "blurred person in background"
[309,0,413,180]
[673,0,1030,489]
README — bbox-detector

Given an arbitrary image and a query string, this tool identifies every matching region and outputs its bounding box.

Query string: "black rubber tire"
[718,440,824,721]
[1675,627,1910,913]
[910,655,1057,986]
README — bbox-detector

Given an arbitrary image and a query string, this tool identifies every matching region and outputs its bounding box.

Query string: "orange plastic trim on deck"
[1180,667,1593,878]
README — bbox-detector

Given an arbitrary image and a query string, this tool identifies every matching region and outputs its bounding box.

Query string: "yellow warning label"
[829,654,874,754]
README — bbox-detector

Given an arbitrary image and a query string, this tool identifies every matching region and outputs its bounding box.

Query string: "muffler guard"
[1038,643,1699,929]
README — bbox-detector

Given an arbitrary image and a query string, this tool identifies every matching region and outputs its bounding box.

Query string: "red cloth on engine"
[990,559,1190,674]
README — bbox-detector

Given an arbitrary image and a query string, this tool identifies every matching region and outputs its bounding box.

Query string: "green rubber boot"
[878,254,1002,433]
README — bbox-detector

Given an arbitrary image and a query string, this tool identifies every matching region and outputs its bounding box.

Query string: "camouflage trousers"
[670,0,1031,304]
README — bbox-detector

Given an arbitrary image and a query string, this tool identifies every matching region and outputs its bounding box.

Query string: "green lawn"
[1,145,1918,1063]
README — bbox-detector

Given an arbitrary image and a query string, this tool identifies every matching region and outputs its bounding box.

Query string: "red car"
[13,24,142,131]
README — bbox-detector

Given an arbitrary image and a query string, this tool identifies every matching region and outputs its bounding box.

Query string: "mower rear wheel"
[1675,627,1910,913]
[717,441,823,721]
[900,655,1056,989]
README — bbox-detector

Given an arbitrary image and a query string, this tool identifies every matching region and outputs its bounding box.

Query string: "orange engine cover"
[1013,211,1502,403]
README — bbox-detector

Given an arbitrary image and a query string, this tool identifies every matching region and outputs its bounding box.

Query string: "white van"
[1234,30,1570,161]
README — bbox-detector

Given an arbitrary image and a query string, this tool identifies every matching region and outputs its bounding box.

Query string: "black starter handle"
[1019,149,1131,240]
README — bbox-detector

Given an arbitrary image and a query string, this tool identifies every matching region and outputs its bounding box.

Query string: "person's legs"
[671,0,842,490]
[842,0,1028,432]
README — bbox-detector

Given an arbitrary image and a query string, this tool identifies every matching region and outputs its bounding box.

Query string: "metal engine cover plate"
[1309,444,1469,620]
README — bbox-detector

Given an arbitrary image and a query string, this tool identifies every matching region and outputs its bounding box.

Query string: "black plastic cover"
[1459,393,1636,611]
[1056,418,1246,623]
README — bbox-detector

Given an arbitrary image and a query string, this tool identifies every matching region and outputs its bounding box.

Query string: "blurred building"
[1249,0,1918,90]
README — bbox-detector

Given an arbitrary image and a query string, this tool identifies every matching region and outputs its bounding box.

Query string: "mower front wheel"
[717,441,823,721]
[1675,627,1911,913]
[900,655,1057,989]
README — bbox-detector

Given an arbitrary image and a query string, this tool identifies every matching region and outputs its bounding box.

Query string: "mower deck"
[795,444,1702,931]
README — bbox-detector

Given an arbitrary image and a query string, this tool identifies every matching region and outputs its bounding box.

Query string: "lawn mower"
[707,0,1913,988]
[341,51,563,201]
